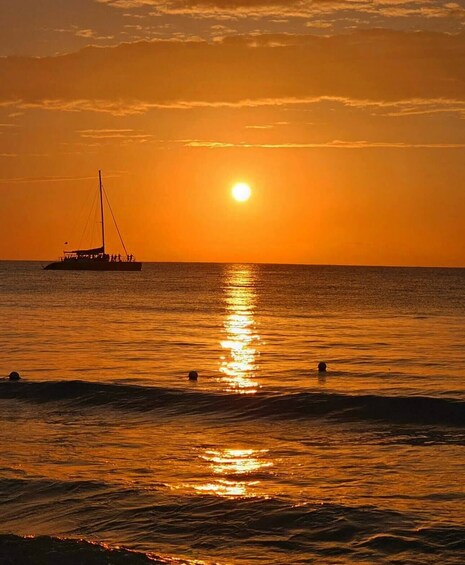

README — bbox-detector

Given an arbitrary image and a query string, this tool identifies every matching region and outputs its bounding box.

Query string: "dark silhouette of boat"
[44,171,142,271]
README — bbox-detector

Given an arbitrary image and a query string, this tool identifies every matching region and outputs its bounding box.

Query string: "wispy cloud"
[78,128,154,140]
[96,0,465,22]
[0,174,122,184]
[6,96,465,119]
[74,28,115,40]
[90,0,465,34]
[181,139,465,148]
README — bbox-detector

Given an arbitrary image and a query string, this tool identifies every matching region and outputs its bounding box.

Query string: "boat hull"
[44,261,142,271]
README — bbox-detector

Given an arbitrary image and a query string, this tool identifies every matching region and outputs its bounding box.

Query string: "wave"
[0,534,169,564]
[1,477,465,564]
[1,380,464,428]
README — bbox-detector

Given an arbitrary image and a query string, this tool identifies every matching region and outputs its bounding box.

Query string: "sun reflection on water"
[219,265,260,393]
[194,447,273,498]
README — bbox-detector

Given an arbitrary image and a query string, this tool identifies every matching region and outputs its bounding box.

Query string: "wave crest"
[1,380,464,427]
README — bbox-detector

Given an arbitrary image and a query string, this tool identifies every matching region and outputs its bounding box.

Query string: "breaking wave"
[1,380,464,427]
[1,477,465,565]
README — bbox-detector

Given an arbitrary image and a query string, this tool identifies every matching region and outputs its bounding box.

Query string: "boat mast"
[99,170,105,253]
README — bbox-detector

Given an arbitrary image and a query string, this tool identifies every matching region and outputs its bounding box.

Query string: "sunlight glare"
[232,183,252,202]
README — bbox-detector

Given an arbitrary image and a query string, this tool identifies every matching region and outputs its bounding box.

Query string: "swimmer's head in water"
[318,362,327,373]
[9,371,21,381]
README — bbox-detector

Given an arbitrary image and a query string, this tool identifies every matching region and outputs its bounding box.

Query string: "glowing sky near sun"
[0,1,464,265]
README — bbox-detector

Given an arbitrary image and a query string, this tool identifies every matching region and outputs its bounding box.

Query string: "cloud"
[74,28,115,40]
[345,98,465,118]
[0,173,122,184]
[181,139,465,148]
[96,0,465,21]
[2,0,463,60]
[78,128,153,140]
[0,30,464,114]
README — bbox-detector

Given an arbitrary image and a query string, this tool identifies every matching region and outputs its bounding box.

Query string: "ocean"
[0,261,464,564]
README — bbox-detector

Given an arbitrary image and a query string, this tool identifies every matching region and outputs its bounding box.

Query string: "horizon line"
[1,259,464,270]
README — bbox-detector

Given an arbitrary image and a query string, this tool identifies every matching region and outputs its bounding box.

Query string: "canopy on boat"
[65,246,105,256]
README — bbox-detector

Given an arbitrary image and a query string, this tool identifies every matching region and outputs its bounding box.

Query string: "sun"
[232,182,252,202]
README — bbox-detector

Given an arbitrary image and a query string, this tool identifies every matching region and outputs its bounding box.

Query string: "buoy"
[8,371,21,381]
[318,362,327,373]
[188,370,198,381]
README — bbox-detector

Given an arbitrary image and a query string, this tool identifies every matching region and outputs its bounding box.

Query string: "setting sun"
[232,183,252,203]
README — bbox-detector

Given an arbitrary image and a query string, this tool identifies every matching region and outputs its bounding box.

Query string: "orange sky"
[0,1,464,266]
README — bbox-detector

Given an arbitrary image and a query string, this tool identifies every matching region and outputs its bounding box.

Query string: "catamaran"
[44,171,142,271]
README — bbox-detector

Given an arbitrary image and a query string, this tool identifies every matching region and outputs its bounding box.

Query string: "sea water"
[0,261,464,564]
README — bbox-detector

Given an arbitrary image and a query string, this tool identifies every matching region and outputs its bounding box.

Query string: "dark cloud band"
[1,31,464,110]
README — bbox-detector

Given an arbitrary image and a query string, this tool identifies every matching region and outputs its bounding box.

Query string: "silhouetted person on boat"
[318,362,327,373]
[8,371,21,381]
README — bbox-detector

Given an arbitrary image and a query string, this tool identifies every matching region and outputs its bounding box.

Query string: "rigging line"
[102,182,129,256]
[91,193,100,249]
[69,181,95,248]
[78,189,98,250]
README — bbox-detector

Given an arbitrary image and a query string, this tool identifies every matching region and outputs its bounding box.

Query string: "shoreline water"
[1,262,464,563]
